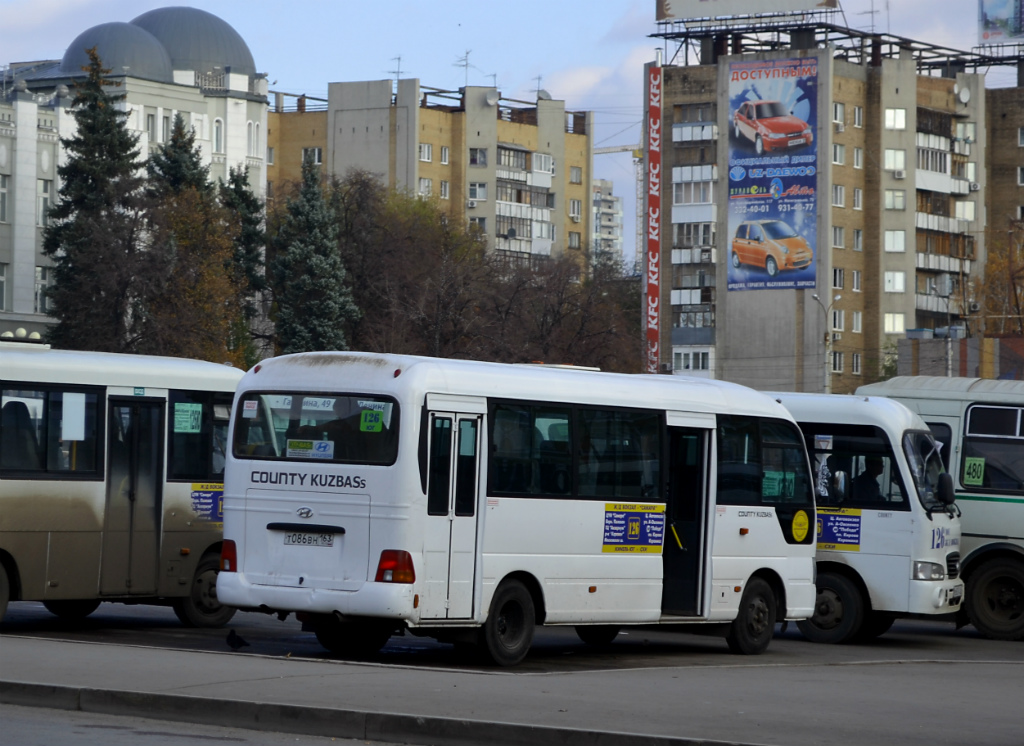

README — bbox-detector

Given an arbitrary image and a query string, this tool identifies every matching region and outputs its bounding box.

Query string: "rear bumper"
[217,572,414,619]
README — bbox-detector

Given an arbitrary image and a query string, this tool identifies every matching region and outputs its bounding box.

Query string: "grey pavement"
[1,632,1021,746]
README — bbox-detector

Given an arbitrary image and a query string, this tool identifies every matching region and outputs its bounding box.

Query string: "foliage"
[147,112,212,196]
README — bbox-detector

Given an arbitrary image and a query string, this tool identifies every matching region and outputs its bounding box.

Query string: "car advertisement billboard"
[979,0,1024,43]
[656,0,836,21]
[727,57,818,292]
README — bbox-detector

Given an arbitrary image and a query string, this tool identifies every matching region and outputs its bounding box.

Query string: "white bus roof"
[858,376,1024,402]
[0,342,244,392]
[768,391,928,433]
[243,351,793,420]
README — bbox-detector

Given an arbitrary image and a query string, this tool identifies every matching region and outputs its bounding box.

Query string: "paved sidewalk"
[0,635,1020,746]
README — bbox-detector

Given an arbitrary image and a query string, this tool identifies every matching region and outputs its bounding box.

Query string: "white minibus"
[771,393,962,643]
[0,340,243,626]
[858,376,1024,640]
[219,352,817,665]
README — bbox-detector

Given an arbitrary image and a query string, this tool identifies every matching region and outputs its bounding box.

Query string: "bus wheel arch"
[172,550,237,628]
[480,575,540,666]
[797,567,865,644]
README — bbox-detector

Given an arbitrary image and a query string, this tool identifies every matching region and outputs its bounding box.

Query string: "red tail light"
[375,550,415,583]
[220,540,237,572]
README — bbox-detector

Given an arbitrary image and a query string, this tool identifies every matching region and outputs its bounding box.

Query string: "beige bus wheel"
[173,554,237,628]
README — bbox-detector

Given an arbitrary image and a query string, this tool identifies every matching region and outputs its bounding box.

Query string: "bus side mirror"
[938,472,955,506]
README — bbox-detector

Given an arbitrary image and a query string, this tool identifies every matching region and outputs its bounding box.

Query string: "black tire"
[314,615,393,658]
[0,567,10,622]
[42,599,100,621]
[726,577,777,655]
[765,256,779,277]
[855,611,896,641]
[797,572,864,644]
[965,559,1024,641]
[172,554,236,628]
[755,135,764,155]
[575,625,620,646]
[731,251,741,269]
[481,579,535,666]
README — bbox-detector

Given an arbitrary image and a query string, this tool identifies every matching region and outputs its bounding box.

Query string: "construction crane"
[593,144,644,273]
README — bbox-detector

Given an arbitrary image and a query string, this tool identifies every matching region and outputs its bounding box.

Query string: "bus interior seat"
[2,400,43,470]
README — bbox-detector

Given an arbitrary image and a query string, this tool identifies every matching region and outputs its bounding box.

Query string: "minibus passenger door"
[101,400,163,595]
[421,412,481,620]
[662,426,709,616]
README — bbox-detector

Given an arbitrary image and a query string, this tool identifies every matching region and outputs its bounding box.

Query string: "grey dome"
[60,22,173,82]
[131,7,256,76]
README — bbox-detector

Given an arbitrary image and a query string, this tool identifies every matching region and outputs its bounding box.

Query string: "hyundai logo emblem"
[296,507,313,519]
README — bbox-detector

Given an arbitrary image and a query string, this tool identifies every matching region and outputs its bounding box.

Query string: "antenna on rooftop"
[857,0,879,33]
[454,50,471,88]
[388,56,403,93]
[533,75,543,97]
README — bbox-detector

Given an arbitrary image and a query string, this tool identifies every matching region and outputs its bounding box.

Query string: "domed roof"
[131,7,256,76]
[60,21,174,83]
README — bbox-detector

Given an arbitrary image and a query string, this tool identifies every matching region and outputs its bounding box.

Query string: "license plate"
[949,587,963,605]
[284,532,334,547]
[788,137,806,146]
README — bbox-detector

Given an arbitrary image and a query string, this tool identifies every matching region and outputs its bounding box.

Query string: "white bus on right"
[858,377,1024,641]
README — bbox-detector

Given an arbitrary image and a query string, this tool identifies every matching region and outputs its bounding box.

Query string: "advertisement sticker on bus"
[602,503,665,553]
[286,439,335,459]
[191,482,224,522]
[817,507,861,551]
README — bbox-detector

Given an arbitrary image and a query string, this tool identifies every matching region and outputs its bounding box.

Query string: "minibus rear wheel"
[173,554,237,628]
[480,579,535,666]
[726,577,776,654]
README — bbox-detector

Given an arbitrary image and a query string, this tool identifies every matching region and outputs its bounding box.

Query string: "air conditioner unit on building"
[969,182,980,191]
[834,121,845,133]
[571,215,581,223]
[893,169,907,180]
[467,200,477,208]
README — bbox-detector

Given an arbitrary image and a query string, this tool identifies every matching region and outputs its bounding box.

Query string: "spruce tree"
[271,155,359,354]
[147,112,211,196]
[43,47,151,352]
[220,165,267,301]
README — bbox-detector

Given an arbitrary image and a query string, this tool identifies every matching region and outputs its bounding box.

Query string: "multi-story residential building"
[271,79,593,264]
[0,7,268,338]
[645,15,1006,392]
[591,179,624,261]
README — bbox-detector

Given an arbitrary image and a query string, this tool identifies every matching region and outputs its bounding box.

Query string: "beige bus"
[0,340,243,626]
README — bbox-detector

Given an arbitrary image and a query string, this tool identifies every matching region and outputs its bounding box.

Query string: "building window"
[569,199,582,220]
[673,181,714,205]
[37,179,52,227]
[441,146,449,165]
[266,146,274,165]
[570,166,582,184]
[673,222,716,247]
[884,189,906,211]
[884,313,905,334]
[469,216,486,232]
[34,266,52,314]
[302,147,322,165]
[246,121,254,156]
[832,309,845,332]
[440,180,449,200]
[833,268,844,289]
[468,182,487,200]
[852,311,862,333]
[419,143,432,162]
[0,174,7,223]
[255,123,260,157]
[884,271,906,293]
[832,102,845,124]
[851,271,861,292]
[884,230,906,252]
[957,122,977,143]
[832,184,845,207]
[884,149,906,171]
[832,226,845,248]
[0,263,6,311]
[162,115,171,142]
[885,108,907,130]
[470,148,487,166]
[418,178,432,196]
[832,351,844,374]
[833,143,845,165]
[213,119,223,153]
[569,231,581,249]
[532,152,553,173]
[854,147,863,169]
[854,106,863,128]
[955,200,976,222]
[853,229,863,251]
[1018,167,1024,186]
[146,113,156,141]
[852,353,862,375]
[1018,127,1024,147]
[853,188,862,210]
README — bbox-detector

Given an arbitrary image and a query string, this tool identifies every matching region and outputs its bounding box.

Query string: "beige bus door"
[420,411,482,620]
[100,400,163,596]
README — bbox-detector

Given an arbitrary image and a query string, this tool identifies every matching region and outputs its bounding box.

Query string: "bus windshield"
[903,430,948,511]
[233,392,400,465]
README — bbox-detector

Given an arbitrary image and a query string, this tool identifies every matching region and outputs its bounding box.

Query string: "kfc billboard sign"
[657,0,836,21]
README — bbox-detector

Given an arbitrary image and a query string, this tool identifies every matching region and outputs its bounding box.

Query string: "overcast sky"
[2,0,1003,263]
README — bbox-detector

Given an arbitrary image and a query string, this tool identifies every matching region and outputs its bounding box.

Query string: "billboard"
[979,0,1024,43]
[644,63,663,374]
[657,0,836,21]
[726,58,818,292]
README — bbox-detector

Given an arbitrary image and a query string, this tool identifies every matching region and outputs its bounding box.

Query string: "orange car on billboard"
[731,220,812,277]
[733,100,813,155]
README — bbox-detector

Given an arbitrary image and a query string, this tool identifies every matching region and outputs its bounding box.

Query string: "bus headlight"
[913,561,945,581]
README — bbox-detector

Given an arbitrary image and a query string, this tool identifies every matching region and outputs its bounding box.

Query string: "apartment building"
[0,7,268,338]
[592,179,624,262]
[646,17,1000,392]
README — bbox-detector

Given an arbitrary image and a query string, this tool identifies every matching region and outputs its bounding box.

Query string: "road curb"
[0,679,764,746]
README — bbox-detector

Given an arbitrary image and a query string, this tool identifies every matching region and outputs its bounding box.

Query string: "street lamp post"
[812,293,841,394]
